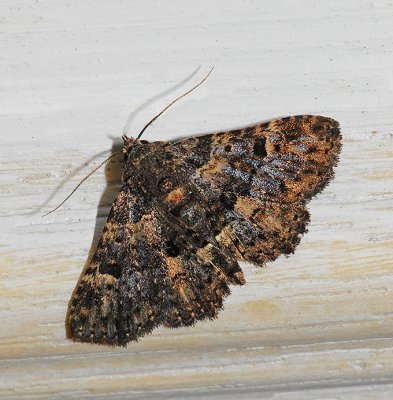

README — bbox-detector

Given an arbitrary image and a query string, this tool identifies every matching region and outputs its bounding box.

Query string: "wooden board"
[1,1,392,398]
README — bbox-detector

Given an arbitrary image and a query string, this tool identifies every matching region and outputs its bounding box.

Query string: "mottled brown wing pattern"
[171,115,341,265]
[68,115,341,346]
[68,185,167,344]
[68,184,233,345]
[174,115,341,204]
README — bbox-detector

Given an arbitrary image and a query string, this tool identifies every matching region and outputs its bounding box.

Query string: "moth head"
[122,135,149,162]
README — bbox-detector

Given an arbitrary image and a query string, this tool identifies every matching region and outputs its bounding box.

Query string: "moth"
[65,70,341,346]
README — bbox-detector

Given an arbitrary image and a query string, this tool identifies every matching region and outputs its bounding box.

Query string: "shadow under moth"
[63,70,341,346]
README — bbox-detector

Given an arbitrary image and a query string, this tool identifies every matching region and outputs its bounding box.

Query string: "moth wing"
[171,115,341,265]
[68,184,232,345]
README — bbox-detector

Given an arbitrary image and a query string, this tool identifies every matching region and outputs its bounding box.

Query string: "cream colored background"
[1,1,392,399]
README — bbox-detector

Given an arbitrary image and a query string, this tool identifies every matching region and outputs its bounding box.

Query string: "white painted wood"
[1,0,392,399]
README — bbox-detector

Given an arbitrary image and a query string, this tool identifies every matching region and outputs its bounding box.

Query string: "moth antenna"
[136,67,214,140]
[42,151,122,217]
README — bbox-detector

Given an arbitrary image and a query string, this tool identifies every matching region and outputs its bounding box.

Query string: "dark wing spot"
[84,264,96,275]
[99,261,121,279]
[294,115,303,122]
[279,181,286,193]
[219,192,237,210]
[313,124,324,132]
[253,138,267,158]
[169,205,182,218]
[166,239,181,257]
[231,129,242,136]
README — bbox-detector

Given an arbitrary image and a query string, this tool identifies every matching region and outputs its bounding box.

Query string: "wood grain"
[1,1,392,399]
